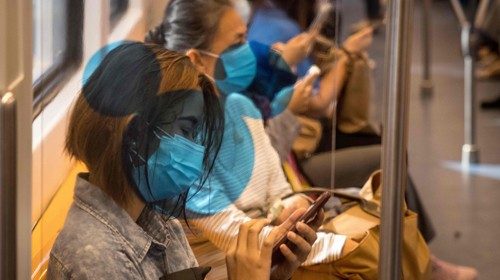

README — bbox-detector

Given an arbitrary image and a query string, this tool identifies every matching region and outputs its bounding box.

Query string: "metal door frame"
[0,0,33,279]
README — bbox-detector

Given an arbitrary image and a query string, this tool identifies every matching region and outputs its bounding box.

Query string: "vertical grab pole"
[0,92,17,280]
[449,0,480,165]
[461,26,479,165]
[379,0,414,278]
[421,0,434,94]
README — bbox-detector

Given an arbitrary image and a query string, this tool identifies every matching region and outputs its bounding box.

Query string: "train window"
[32,0,83,117]
[110,0,130,31]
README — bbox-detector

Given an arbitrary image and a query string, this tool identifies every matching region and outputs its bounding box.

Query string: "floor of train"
[342,0,500,278]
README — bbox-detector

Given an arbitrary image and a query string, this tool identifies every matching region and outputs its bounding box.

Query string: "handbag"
[292,171,431,280]
[312,42,379,135]
[336,51,379,135]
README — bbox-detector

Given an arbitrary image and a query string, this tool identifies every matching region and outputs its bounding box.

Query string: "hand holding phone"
[306,65,321,81]
[271,192,331,265]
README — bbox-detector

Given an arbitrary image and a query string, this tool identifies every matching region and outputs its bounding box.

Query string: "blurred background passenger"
[246,0,477,278]
[476,0,500,109]
[244,0,436,240]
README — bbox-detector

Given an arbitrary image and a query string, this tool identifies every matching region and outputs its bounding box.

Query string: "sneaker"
[430,255,478,280]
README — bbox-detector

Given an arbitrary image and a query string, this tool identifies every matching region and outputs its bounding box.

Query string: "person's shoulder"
[225,93,262,119]
[49,205,139,278]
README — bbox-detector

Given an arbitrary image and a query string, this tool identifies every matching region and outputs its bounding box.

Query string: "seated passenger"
[146,0,478,279]
[248,0,381,150]
[47,42,315,280]
[242,0,437,240]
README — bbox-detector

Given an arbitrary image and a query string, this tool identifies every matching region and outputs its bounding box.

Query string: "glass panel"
[110,0,130,30]
[32,0,67,82]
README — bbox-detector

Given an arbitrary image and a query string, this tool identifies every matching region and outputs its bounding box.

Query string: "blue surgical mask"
[200,43,257,95]
[131,132,205,202]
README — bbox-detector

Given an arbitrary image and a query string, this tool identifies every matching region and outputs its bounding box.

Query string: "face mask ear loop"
[196,49,220,59]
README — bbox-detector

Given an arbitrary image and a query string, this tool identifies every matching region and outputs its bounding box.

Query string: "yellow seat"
[31,163,87,279]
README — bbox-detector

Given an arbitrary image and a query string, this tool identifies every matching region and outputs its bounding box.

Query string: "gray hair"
[145,0,233,52]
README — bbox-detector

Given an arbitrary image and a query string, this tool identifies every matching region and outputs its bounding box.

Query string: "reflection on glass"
[32,0,67,82]
[110,0,130,31]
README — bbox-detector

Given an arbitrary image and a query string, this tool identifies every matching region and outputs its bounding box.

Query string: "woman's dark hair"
[145,0,232,52]
[66,42,224,216]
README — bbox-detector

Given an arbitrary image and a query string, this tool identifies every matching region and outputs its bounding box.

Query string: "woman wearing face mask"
[47,42,301,280]
[145,1,361,279]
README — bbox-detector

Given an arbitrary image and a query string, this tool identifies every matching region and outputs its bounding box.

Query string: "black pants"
[316,118,382,152]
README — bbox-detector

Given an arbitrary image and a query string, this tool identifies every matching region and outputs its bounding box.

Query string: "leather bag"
[292,171,431,280]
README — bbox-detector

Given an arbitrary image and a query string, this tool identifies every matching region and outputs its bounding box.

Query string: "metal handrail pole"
[449,0,480,165]
[461,24,480,165]
[0,92,17,280]
[379,0,414,278]
[421,0,434,94]
[450,0,468,27]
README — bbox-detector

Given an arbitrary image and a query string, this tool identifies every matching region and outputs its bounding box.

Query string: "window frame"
[32,0,84,118]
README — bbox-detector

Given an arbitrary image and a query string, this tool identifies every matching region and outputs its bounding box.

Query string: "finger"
[272,42,285,52]
[226,239,237,264]
[308,28,320,38]
[286,231,312,261]
[279,243,300,265]
[358,26,374,38]
[237,219,258,253]
[247,219,270,251]
[294,79,305,91]
[296,222,318,245]
[276,208,307,237]
[303,85,313,98]
[303,31,317,45]
[303,72,319,86]
[260,226,281,260]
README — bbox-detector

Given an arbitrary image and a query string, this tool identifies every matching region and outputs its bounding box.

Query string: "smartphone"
[306,65,321,79]
[303,65,321,96]
[271,192,331,265]
[308,2,334,34]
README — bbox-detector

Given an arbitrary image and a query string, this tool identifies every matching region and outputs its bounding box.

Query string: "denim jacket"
[47,173,201,279]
